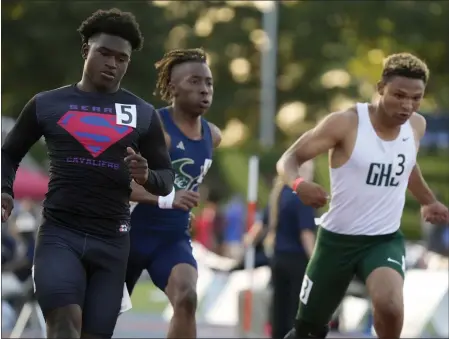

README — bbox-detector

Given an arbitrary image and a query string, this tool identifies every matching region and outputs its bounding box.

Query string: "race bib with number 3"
[115,103,137,128]
[299,275,314,305]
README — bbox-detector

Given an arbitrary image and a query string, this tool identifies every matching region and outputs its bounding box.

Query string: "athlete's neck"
[77,75,119,94]
[371,103,401,134]
[169,104,202,137]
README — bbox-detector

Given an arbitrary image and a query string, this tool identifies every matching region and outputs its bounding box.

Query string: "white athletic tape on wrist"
[158,187,175,209]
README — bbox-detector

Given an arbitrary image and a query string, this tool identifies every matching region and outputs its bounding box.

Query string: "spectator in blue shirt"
[228,208,271,272]
[266,176,316,339]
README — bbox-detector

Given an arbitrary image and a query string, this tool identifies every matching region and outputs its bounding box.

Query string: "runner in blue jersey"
[126,48,222,338]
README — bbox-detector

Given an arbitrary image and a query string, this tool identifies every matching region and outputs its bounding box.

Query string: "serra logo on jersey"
[366,153,406,187]
[58,103,137,158]
[172,158,213,191]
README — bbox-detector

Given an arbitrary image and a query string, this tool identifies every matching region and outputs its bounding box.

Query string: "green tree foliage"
[3,1,448,125]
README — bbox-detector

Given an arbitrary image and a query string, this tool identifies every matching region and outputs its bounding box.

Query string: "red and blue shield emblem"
[58,111,133,158]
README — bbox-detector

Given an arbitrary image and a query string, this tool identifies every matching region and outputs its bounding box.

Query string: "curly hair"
[78,8,144,51]
[154,48,207,102]
[382,53,429,84]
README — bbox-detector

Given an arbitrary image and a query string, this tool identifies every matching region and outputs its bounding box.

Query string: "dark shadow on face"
[171,62,213,116]
[82,33,132,92]
[378,76,425,125]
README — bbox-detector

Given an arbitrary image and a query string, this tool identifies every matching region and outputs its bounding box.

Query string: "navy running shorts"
[125,228,197,294]
[32,220,129,337]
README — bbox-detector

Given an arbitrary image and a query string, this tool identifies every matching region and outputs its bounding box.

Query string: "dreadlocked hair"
[78,8,144,51]
[154,48,207,102]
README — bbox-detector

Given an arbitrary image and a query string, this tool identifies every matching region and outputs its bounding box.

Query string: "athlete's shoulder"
[318,106,357,133]
[118,88,156,111]
[340,105,359,122]
[35,85,74,100]
[207,121,222,148]
[155,106,170,116]
[153,106,170,145]
[154,106,171,127]
[409,112,426,139]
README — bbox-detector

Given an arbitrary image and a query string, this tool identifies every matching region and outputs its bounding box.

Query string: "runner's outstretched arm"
[408,164,436,205]
[407,114,436,205]
[276,111,349,185]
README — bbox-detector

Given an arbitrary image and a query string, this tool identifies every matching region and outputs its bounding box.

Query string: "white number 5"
[115,103,137,128]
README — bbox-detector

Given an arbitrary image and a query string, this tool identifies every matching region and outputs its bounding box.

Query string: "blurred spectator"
[1,200,40,333]
[421,192,449,257]
[2,232,17,269]
[194,190,225,255]
[223,195,245,259]
[265,166,316,339]
[422,220,449,257]
[15,200,38,233]
[2,200,39,279]
[421,113,449,151]
[227,207,270,272]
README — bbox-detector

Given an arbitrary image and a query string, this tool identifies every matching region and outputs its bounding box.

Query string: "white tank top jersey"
[321,103,417,235]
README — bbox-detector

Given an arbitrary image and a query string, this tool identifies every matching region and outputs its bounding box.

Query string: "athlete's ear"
[377,80,385,96]
[81,43,89,60]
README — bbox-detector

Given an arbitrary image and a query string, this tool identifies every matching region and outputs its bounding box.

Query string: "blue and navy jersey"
[131,107,214,231]
[1,85,173,236]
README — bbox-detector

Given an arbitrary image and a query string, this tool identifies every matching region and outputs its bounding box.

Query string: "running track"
[113,312,371,338]
[2,312,372,338]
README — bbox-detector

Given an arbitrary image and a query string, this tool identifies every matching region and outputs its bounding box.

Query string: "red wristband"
[292,177,305,192]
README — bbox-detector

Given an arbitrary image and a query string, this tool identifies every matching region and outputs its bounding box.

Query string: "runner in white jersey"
[276,53,449,339]
[320,100,417,236]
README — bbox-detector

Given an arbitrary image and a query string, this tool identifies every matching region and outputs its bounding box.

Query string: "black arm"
[138,109,174,196]
[2,97,43,198]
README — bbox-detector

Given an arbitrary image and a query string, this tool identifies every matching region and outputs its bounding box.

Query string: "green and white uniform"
[298,103,416,325]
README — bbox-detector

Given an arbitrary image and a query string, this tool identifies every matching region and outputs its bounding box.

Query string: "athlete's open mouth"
[100,71,116,81]
[397,112,411,119]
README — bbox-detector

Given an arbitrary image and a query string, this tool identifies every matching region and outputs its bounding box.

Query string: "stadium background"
[1,1,448,338]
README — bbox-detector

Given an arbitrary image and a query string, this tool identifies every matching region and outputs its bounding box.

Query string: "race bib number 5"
[115,103,137,128]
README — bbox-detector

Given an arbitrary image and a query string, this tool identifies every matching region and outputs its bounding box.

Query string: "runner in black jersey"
[1,9,174,338]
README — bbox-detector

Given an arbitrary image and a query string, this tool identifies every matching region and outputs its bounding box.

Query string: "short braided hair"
[154,48,207,102]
